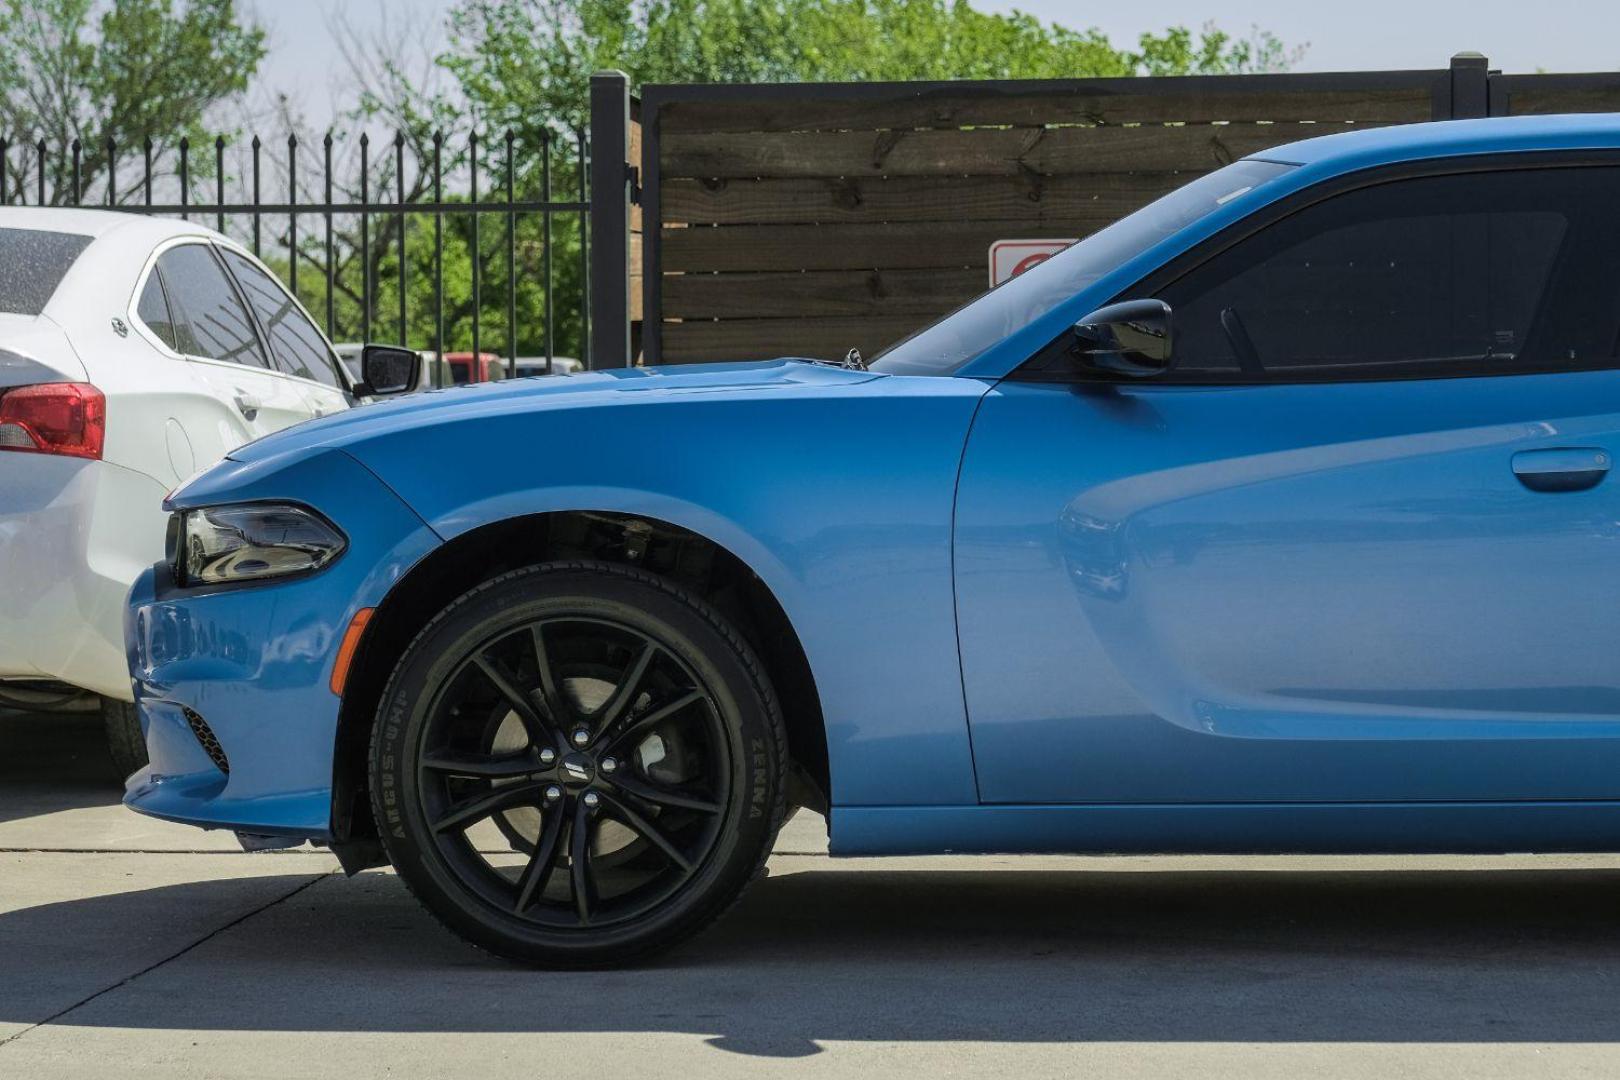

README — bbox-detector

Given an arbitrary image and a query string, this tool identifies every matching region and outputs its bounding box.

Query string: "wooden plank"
[663,268,984,319]
[1503,86,1620,115]
[661,123,1347,179]
[661,315,929,363]
[657,85,1433,133]
[628,117,644,233]
[661,171,1185,226]
[663,220,1100,272]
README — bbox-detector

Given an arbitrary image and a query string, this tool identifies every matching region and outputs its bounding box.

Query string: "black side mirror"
[354,344,421,397]
[1071,299,1173,378]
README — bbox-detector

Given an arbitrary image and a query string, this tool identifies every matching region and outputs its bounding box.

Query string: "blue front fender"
[346,374,992,808]
[125,449,441,838]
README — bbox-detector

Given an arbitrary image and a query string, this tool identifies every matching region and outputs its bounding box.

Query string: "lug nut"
[544,785,562,802]
[601,757,618,774]
[582,792,600,809]
[571,729,590,748]
[538,747,556,765]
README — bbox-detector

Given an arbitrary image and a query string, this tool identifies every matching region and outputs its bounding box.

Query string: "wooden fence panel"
[661,220,1071,273]
[1494,84,1620,116]
[657,84,1434,133]
[644,72,1454,363]
[629,114,643,322]
[661,123,1312,179]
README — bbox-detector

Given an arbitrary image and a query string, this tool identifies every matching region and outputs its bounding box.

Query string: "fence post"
[1449,52,1489,119]
[589,69,632,369]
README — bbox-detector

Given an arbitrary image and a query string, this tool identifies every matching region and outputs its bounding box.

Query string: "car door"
[215,245,352,419]
[954,159,1620,805]
[150,242,312,448]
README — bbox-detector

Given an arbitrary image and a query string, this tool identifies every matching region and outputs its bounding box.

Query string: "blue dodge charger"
[127,115,1620,965]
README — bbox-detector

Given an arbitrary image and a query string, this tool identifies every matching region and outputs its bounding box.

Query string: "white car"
[0,208,355,775]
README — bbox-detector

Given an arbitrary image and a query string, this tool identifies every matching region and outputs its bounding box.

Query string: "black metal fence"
[0,126,595,382]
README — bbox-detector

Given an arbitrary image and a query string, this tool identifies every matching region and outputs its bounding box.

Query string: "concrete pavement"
[4,706,1620,1078]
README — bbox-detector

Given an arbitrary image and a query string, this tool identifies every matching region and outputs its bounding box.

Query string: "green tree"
[440,0,1300,131]
[0,0,265,205]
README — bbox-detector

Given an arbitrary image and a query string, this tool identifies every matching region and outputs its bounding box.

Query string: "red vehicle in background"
[440,351,508,385]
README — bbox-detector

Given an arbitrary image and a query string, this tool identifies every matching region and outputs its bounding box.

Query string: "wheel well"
[330,511,829,845]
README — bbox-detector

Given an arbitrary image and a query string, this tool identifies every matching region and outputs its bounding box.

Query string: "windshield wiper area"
[804,348,866,371]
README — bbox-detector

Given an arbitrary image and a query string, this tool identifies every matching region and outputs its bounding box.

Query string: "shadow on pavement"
[0,708,120,824]
[6,859,1620,1053]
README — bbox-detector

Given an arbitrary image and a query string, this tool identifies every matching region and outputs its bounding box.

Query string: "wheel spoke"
[588,640,658,739]
[421,750,538,779]
[432,781,545,834]
[528,624,573,728]
[473,652,556,750]
[600,792,694,872]
[604,688,706,752]
[609,772,722,815]
[513,800,568,913]
[569,799,597,925]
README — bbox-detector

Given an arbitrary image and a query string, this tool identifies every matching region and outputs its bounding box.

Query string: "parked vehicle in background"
[337,349,576,387]
[443,351,508,384]
[127,116,1620,967]
[513,356,582,378]
[0,208,355,777]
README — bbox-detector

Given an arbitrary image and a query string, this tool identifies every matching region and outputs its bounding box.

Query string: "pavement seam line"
[0,869,336,1052]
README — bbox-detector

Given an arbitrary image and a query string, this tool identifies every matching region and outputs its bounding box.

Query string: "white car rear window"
[0,227,93,315]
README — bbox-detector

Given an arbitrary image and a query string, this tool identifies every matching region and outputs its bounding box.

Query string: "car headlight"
[172,504,347,586]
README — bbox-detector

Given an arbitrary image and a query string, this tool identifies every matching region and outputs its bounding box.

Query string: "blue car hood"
[228,359,884,465]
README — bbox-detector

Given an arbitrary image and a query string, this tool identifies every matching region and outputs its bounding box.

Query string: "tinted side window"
[1151,166,1620,381]
[154,244,268,366]
[136,271,179,351]
[218,249,343,388]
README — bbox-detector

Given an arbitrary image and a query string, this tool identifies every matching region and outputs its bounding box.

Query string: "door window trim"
[128,236,351,393]
[128,237,273,372]
[1010,150,1620,387]
[212,241,352,393]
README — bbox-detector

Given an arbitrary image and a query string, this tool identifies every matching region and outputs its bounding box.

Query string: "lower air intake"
[182,707,230,774]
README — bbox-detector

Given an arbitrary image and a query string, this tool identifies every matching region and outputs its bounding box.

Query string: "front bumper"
[123,449,440,839]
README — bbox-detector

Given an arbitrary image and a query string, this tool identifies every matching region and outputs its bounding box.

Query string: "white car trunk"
[0,313,87,388]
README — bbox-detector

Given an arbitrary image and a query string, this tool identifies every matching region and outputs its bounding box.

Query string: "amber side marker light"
[330,607,376,696]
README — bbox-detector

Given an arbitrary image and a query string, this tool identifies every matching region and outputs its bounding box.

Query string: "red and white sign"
[988,239,1076,287]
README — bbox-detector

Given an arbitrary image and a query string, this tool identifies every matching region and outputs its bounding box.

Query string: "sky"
[250,0,1617,130]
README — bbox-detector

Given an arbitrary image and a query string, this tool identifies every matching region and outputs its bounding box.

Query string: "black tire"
[102,696,148,780]
[370,561,787,967]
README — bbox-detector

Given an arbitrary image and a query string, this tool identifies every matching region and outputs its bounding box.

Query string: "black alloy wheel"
[371,561,786,966]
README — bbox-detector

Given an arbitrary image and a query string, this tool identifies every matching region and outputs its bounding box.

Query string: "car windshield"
[868,159,1297,376]
[0,227,94,316]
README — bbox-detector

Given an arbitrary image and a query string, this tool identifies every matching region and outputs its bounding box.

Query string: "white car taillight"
[0,382,105,459]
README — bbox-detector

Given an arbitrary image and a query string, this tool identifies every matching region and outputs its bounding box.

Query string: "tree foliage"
[0,0,265,203]
[440,0,1300,130]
